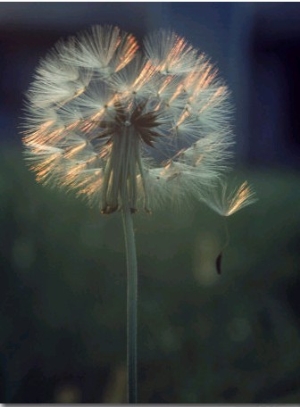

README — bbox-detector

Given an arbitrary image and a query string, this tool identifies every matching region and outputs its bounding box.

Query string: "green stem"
[122,200,138,403]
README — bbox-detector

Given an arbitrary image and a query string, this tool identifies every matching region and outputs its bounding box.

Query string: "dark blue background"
[1,2,300,169]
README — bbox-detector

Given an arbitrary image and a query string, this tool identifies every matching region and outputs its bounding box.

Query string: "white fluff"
[22,25,254,215]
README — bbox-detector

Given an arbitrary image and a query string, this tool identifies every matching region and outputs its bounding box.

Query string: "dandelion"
[22,25,255,403]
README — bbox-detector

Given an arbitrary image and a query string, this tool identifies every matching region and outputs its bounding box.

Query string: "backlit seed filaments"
[22,25,255,215]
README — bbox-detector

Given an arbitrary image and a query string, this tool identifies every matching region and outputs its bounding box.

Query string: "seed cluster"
[23,25,254,214]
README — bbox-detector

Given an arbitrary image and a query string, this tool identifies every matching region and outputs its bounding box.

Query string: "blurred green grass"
[0,148,300,403]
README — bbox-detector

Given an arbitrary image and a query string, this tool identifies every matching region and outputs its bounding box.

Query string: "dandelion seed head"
[22,25,255,214]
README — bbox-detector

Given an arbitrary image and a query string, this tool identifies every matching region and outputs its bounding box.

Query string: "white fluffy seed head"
[22,25,255,215]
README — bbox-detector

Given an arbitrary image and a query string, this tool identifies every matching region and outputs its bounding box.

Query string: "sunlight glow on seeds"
[23,25,255,214]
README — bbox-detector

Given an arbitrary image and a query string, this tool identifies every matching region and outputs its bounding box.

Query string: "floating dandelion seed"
[201,180,257,217]
[21,25,256,403]
[216,252,223,275]
[22,25,254,215]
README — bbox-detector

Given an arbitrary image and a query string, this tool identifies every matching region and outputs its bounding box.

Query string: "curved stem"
[122,199,138,403]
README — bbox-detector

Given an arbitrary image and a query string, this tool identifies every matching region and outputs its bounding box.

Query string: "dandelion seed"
[200,180,257,217]
[22,25,255,214]
[216,252,222,275]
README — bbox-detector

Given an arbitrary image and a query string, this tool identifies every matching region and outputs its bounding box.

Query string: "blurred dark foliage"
[0,150,300,402]
[1,2,300,403]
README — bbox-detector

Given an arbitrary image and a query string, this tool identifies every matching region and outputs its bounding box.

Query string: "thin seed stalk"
[122,194,138,403]
[120,126,138,403]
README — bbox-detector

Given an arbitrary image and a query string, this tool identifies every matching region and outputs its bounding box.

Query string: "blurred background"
[0,2,300,403]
